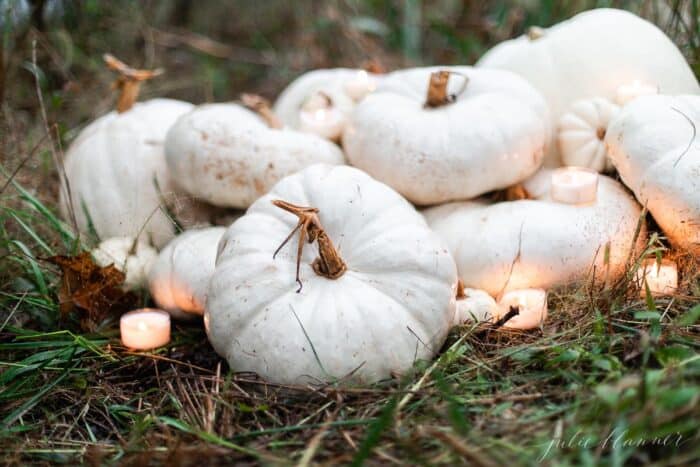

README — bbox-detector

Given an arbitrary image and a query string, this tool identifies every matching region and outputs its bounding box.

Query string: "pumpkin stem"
[456,279,466,300]
[271,199,347,292]
[425,70,469,108]
[362,58,385,74]
[241,93,283,129]
[104,54,163,113]
[505,183,532,201]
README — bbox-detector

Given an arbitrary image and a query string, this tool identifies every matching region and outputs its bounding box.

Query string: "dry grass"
[1,1,700,465]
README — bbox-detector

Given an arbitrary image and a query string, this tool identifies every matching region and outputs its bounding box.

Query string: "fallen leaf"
[48,252,137,332]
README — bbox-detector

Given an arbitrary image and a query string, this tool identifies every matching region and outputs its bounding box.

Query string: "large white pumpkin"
[477,8,700,166]
[59,98,215,248]
[342,66,550,205]
[165,103,345,209]
[205,164,457,385]
[149,227,226,319]
[605,95,700,254]
[424,171,645,296]
[273,68,380,129]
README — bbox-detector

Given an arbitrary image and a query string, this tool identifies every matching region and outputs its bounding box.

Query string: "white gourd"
[60,98,215,248]
[92,237,158,290]
[205,164,457,385]
[165,103,346,209]
[454,288,498,326]
[477,8,700,166]
[424,172,645,296]
[149,227,226,320]
[342,66,550,205]
[605,94,700,254]
[273,68,379,129]
[558,97,620,172]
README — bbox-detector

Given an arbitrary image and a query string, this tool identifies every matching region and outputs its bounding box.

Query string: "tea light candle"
[120,308,171,350]
[550,167,599,205]
[299,107,346,140]
[496,288,548,330]
[615,80,658,106]
[637,259,678,297]
[343,70,376,101]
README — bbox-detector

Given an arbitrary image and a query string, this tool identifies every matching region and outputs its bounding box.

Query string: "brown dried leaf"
[48,252,137,332]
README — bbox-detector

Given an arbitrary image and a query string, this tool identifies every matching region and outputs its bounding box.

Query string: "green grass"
[2,1,700,465]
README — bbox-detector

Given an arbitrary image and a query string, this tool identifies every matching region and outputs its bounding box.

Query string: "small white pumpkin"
[477,8,700,166]
[423,171,645,296]
[59,56,214,248]
[342,66,550,205]
[454,286,498,326]
[149,227,226,320]
[165,101,345,209]
[92,237,158,290]
[558,97,620,172]
[605,95,700,254]
[205,164,457,385]
[273,68,381,129]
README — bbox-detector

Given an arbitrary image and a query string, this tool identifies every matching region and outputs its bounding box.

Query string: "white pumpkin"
[60,98,215,248]
[342,66,550,205]
[423,171,645,296]
[273,68,380,129]
[92,237,158,290]
[164,103,346,209]
[477,8,700,166]
[558,97,620,172]
[205,164,457,385]
[149,227,226,319]
[605,95,700,254]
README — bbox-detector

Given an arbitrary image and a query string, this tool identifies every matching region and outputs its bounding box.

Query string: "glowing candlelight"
[120,308,171,350]
[343,70,376,101]
[615,80,658,106]
[299,107,346,141]
[550,167,598,205]
[495,289,547,330]
[637,259,678,297]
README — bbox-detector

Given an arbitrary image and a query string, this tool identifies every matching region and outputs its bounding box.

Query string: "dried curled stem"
[103,54,163,113]
[241,93,283,129]
[272,200,347,292]
[425,70,469,108]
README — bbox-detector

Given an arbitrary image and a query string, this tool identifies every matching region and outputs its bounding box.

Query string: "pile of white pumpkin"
[60,9,700,385]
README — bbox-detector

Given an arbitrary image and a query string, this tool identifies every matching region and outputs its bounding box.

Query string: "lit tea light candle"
[343,70,376,101]
[637,259,678,297]
[120,308,171,350]
[615,80,658,106]
[299,107,346,141]
[550,167,599,205]
[495,288,548,330]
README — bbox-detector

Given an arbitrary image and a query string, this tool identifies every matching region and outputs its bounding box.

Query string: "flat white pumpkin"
[477,8,700,166]
[342,66,550,205]
[605,95,700,254]
[92,236,158,290]
[273,68,379,129]
[205,164,457,385]
[424,172,645,296]
[165,103,345,209]
[558,97,620,172]
[59,98,215,248]
[149,227,226,319]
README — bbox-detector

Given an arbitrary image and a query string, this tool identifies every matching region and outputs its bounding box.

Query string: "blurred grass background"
[3,0,699,212]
